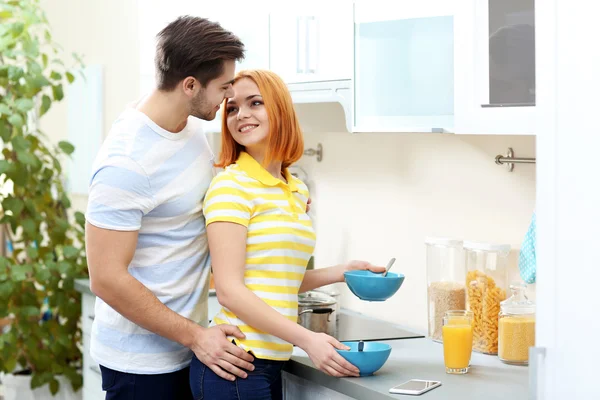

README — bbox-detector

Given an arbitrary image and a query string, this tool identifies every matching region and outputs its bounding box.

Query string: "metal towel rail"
[495,147,536,172]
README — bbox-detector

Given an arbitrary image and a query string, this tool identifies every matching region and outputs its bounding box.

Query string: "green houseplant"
[0,0,88,396]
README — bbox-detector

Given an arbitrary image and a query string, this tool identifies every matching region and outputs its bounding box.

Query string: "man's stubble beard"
[190,89,215,121]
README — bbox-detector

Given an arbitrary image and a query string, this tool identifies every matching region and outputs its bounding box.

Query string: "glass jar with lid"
[464,241,510,354]
[498,283,535,365]
[425,237,466,342]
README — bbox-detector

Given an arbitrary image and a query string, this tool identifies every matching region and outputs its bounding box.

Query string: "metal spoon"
[382,257,396,277]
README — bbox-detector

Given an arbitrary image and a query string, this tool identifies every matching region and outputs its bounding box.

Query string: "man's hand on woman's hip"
[190,324,255,381]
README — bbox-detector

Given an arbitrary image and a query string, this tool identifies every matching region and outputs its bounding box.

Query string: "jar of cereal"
[425,237,466,343]
[498,283,535,365]
[464,241,510,354]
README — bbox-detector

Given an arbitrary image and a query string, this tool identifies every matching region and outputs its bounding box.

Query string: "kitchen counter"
[286,320,529,400]
[74,280,528,399]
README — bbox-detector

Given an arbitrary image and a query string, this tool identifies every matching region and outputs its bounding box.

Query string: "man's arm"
[86,222,254,381]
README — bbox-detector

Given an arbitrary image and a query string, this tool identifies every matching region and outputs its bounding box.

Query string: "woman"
[191,70,384,399]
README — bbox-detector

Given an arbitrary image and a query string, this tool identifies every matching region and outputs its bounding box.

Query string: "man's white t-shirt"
[86,109,214,374]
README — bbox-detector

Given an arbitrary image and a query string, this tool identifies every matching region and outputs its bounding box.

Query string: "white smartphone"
[389,379,442,395]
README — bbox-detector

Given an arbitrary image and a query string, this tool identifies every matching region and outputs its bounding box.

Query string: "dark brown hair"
[155,16,245,91]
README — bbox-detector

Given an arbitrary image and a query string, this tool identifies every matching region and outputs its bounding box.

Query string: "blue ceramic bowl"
[335,341,392,376]
[344,270,405,301]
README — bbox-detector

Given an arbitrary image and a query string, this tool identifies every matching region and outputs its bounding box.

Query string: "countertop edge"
[75,278,93,296]
[284,361,394,400]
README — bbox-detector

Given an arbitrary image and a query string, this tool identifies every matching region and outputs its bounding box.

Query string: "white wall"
[41,0,140,211]
[38,1,536,333]
[294,131,536,332]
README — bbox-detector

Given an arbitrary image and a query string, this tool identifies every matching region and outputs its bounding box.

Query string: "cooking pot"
[298,291,337,336]
[313,285,341,321]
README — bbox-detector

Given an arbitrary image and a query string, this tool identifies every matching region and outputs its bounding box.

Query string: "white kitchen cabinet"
[81,293,104,400]
[454,0,536,135]
[282,372,354,400]
[269,1,353,84]
[535,1,598,399]
[353,0,461,133]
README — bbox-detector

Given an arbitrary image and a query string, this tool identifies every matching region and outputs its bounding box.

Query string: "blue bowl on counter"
[336,341,392,376]
[344,270,405,301]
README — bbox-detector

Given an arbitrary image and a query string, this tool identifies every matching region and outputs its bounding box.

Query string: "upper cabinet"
[137,1,538,135]
[455,0,536,135]
[353,0,457,132]
[211,10,270,72]
[269,2,353,83]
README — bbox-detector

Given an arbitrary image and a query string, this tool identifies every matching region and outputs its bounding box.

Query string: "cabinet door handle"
[307,16,319,74]
[88,315,95,321]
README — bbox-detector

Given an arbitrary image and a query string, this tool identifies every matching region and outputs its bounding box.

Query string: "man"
[85,16,254,399]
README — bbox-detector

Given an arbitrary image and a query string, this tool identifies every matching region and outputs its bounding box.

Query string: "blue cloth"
[190,354,285,400]
[519,212,536,284]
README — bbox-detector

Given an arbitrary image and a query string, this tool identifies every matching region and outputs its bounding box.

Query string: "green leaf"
[26,246,39,259]
[7,113,24,128]
[52,84,63,101]
[0,160,11,175]
[40,94,51,116]
[3,355,17,373]
[74,211,86,227]
[57,261,71,274]
[10,22,24,38]
[0,103,11,116]
[14,98,34,112]
[66,71,75,83]
[0,257,9,280]
[3,197,24,216]
[35,264,51,282]
[0,10,13,19]
[50,71,61,81]
[31,371,45,389]
[16,149,38,166]
[62,246,79,260]
[0,281,14,299]
[11,135,30,151]
[22,218,37,237]
[42,53,48,68]
[58,140,74,155]
[11,264,33,281]
[0,120,10,141]
[20,305,39,317]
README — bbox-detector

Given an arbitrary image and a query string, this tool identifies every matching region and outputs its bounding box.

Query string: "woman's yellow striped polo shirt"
[203,152,316,361]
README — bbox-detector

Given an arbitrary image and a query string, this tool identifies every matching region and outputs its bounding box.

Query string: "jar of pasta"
[464,241,510,354]
[498,283,535,365]
[425,237,466,343]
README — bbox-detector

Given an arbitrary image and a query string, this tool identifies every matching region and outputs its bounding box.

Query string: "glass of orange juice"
[442,310,473,374]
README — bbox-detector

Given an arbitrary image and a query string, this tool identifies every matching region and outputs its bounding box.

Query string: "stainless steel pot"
[313,285,341,321]
[298,291,337,336]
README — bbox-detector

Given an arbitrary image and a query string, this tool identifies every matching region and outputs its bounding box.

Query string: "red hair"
[215,70,304,170]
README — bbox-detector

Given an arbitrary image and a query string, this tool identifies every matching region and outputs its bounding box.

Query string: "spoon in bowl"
[382,257,396,277]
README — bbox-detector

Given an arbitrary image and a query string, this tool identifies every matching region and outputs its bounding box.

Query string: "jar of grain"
[498,283,535,365]
[464,241,510,355]
[425,237,466,343]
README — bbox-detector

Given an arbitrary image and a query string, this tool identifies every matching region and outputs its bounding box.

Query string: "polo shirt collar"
[237,152,298,191]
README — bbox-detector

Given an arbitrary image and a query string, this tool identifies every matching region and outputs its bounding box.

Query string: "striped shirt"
[204,152,316,361]
[86,108,215,374]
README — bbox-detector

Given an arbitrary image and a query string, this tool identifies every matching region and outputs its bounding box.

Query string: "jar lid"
[463,240,510,254]
[425,237,463,247]
[501,283,536,315]
[298,291,337,307]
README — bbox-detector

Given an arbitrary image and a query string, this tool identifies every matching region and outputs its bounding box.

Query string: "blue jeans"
[99,364,193,400]
[189,354,285,400]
